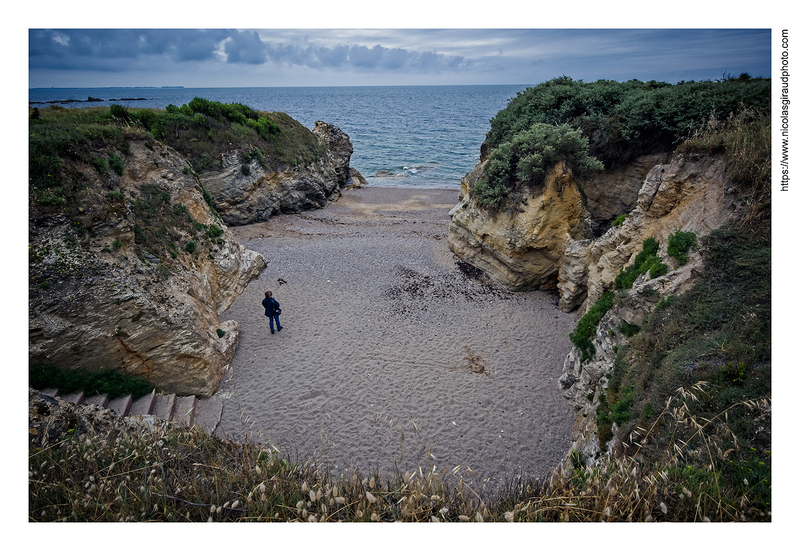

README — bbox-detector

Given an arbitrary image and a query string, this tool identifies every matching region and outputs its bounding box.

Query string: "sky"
[28,27,772,88]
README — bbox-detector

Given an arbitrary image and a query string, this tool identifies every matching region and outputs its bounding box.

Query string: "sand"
[216,186,578,494]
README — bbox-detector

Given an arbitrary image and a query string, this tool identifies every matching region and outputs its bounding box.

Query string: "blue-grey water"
[29,85,528,189]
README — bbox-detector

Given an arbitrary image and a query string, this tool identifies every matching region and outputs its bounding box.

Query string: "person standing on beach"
[262,291,282,334]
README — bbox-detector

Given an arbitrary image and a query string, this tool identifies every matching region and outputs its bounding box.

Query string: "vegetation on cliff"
[110,98,327,172]
[474,74,769,210]
[29,106,223,288]
[573,101,771,519]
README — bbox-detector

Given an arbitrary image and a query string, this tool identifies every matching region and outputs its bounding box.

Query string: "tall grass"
[678,107,771,229]
[28,383,770,522]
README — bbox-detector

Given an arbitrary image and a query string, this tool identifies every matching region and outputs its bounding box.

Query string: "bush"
[474,123,603,209]
[569,291,615,361]
[108,153,124,175]
[487,76,770,170]
[611,214,627,227]
[92,156,108,173]
[667,230,697,264]
[206,225,224,238]
[185,241,198,254]
[615,238,667,289]
[109,104,131,122]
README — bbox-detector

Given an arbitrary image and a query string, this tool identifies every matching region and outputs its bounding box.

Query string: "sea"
[29,85,529,189]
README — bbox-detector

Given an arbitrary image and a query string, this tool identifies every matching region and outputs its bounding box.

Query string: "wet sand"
[215,186,577,494]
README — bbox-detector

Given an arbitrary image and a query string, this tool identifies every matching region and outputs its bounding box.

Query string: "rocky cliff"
[449,151,745,462]
[448,160,592,291]
[201,121,366,226]
[29,138,266,397]
[557,152,744,461]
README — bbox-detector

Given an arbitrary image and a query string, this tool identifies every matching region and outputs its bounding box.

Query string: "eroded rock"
[448,161,592,291]
[29,139,266,397]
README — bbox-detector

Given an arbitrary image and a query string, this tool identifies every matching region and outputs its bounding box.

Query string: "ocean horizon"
[29,85,530,189]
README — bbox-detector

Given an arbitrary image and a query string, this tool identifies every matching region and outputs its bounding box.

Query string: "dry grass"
[29,382,769,522]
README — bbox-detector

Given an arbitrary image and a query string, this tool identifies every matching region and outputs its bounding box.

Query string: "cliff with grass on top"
[28,100,362,396]
[450,75,771,514]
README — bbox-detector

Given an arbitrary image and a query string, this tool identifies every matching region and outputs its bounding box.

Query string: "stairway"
[39,388,224,435]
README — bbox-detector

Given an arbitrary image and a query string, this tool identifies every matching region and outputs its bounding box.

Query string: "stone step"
[83,394,109,408]
[193,396,225,435]
[173,395,198,428]
[107,395,133,417]
[38,385,218,435]
[60,390,85,405]
[129,390,156,416]
[153,393,177,422]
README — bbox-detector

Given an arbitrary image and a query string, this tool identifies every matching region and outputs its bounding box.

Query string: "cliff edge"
[29,136,266,397]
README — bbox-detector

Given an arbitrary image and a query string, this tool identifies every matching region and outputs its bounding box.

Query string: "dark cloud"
[223,30,269,64]
[29,29,472,75]
[29,29,234,69]
[28,29,770,87]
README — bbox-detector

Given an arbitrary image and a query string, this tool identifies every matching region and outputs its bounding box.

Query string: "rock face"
[558,255,705,461]
[447,147,743,463]
[580,153,669,234]
[556,152,742,462]
[200,121,365,226]
[557,153,741,315]
[448,161,592,291]
[312,121,368,190]
[29,139,266,397]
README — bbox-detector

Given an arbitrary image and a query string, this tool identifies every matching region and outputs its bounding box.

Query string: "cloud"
[222,30,269,64]
[27,29,771,88]
[29,29,231,70]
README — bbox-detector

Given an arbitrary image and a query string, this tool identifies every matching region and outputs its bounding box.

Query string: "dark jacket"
[262,297,280,317]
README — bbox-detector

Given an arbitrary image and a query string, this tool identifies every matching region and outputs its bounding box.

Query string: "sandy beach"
[216,186,578,493]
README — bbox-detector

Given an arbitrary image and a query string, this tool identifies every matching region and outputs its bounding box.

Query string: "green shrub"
[112,239,123,251]
[108,153,124,175]
[474,123,603,209]
[617,319,641,337]
[109,104,131,121]
[488,76,770,170]
[569,291,615,361]
[92,156,108,173]
[648,260,669,279]
[216,328,226,338]
[667,230,697,264]
[611,214,627,227]
[206,225,224,238]
[29,363,155,400]
[241,164,251,176]
[615,237,667,289]
[185,241,198,254]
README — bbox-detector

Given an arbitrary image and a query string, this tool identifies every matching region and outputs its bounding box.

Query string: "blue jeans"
[269,315,282,332]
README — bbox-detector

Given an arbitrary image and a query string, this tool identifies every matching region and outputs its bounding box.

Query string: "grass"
[594,222,770,488]
[28,382,770,522]
[114,99,327,172]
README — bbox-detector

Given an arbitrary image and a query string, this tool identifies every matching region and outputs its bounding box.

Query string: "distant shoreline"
[29,97,149,105]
